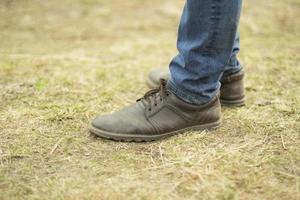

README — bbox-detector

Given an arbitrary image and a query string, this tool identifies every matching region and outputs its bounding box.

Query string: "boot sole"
[147,79,245,107]
[90,120,221,142]
[220,97,245,107]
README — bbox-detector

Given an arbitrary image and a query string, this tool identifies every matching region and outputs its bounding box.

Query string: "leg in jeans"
[90,0,243,141]
[168,0,243,105]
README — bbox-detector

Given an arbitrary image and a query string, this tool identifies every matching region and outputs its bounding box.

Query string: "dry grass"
[0,0,300,199]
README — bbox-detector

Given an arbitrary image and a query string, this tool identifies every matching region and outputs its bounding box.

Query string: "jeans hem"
[167,80,212,105]
[223,63,243,77]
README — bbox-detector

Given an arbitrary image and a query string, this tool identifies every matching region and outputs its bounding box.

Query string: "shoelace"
[137,79,169,111]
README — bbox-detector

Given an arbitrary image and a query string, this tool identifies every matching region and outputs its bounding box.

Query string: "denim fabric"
[225,32,242,76]
[168,0,243,105]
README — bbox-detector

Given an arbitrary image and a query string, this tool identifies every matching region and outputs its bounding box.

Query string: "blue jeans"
[167,0,243,105]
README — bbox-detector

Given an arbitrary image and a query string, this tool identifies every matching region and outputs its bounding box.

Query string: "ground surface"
[0,0,300,199]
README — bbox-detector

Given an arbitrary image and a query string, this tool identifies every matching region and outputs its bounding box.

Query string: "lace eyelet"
[148,108,151,111]
[154,103,157,106]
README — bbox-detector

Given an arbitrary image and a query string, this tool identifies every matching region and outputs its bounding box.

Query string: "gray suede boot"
[90,79,221,142]
[147,69,245,106]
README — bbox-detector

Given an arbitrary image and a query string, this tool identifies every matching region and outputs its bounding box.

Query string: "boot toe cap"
[91,115,119,132]
[91,114,154,135]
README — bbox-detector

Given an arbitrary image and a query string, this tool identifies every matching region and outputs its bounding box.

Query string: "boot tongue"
[137,98,146,109]
[137,79,169,110]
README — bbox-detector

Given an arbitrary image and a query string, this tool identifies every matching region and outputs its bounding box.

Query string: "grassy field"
[0,0,300,199]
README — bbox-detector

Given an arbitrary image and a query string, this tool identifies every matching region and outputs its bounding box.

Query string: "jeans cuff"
[223,63,243,77]
[167,80,212,105]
